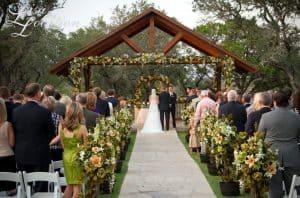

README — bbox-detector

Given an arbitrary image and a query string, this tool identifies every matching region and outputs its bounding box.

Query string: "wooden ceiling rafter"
[50,7,257,76]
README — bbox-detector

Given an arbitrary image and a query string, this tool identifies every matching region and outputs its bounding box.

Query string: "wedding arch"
[50,7,256,92]
[131,75,171,108]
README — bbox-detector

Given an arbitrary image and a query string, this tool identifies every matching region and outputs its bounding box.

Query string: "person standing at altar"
[159,86,170,131]
[169,85,177,129]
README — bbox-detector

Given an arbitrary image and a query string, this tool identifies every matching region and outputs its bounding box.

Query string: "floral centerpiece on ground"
[115,108,134,151]
[234,132,278,198]
[181,105,194,126]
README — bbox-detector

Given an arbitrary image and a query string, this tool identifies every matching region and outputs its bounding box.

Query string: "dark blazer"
[54,102,66,118]
[219,101,247,132]
[258,107,300,168]
[169,92,177,110]
[106,97,119,108]
[186,94,198,104]
[83,108,99,132]
[95,98,110,117]
[159,91,170,111]
[245,107,271,135]
[5,101,16,123]
[13,101,55,165]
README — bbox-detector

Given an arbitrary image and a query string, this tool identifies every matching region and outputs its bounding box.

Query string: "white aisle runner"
[120,130,215,198]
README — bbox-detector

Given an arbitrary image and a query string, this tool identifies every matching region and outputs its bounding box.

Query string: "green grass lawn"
[101,131,137,198]
[177,131,250,198]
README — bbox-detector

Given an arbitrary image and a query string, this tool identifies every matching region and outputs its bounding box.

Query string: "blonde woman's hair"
[59,95,72,106]
[86,92,97,111]
[253,92,262,111]
[64,102,84,131]
[0,98,7,123]
[42,96,56,112]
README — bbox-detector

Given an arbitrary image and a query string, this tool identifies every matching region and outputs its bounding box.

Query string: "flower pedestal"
[219,181,240,196]
[200,153,209,163]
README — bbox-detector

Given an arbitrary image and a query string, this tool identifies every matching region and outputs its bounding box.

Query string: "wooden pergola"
[50,7,256,90]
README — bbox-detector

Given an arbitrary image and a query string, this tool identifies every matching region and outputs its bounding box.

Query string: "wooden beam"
[121,34,143,53]
[148,17,155,51]
[163,32,182,54]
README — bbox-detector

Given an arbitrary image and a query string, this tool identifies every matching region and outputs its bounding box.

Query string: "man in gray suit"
[76,93,99,132]
[258,90,300,197]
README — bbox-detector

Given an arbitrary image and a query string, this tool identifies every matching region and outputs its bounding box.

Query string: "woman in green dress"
[59,102,88,198]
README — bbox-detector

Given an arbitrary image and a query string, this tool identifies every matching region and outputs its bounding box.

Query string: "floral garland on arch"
[68,53,235,92]
[129,75,171,108]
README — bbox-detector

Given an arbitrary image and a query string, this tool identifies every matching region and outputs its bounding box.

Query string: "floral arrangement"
[222,57,235,88]
[76,108,134,196]
[68,53,235,93]
[211,119,240,182]
[234,132,278,197]
[77,132,116,197]
[181,105,195,126]
[197,112,218,155]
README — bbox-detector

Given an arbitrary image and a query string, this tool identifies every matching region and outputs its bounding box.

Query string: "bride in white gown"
[141,89,163,133]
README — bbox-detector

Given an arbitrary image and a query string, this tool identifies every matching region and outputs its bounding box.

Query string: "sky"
[44,0,201,34]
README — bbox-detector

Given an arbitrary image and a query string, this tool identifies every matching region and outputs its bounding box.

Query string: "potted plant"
[234,132,278,198]
[212,119,241,196]
[197,112,217,163]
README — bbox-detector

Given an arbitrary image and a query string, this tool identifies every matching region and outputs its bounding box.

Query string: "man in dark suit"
[219,90,247,132]
[245,92,272,135]
[159,86,170,131]
[242,93,252,109]
[13,93,24,108]
[93,87,110,117]
[13,83,55,192]
[186,87,198,104]
[169,85,177,129]
[106,89,119,108]
[76,93,99,132]
[43,84,66,118]
[0,86,16,123]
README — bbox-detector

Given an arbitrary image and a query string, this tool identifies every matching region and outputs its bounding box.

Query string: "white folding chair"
[50,160,64,174]
[23,172,61,198]
[0,172,23,198]
[288,175,300,198]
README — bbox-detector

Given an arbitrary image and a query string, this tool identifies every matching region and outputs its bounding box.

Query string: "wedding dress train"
[141,89,163,133]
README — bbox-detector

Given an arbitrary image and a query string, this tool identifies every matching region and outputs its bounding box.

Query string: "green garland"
[69,53,235,92]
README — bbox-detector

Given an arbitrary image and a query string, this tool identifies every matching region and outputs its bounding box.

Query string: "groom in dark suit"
[159,86,170,131]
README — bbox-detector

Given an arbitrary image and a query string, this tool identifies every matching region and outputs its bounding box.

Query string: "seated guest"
[292,88,300,114]
[76,93,99,132]
[106,89,119,108]
[219,90,247,132]
[42,96,63,161]
[59,102,88,198]
[194,90,217,126]
[245,92,272,135]
[43,85,66,118]
[0,86,16,123]
[0,98,16,195]
[258,91,300,197]
[13,83,55,192]
[12,94,24,108]
[93,87,110,117]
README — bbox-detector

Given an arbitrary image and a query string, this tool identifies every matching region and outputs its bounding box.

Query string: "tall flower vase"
[250,185,263,198]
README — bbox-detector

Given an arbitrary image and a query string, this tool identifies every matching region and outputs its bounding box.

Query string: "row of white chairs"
[0,171,62,198]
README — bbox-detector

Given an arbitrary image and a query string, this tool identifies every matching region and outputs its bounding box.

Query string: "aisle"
[120,130,215,198]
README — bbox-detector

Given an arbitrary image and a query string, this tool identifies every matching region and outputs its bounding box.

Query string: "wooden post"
[148,17,155,51]
[83,66,92,91]
[216,62,222,91]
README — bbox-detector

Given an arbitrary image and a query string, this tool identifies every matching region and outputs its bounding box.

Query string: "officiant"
[169,85,177,129]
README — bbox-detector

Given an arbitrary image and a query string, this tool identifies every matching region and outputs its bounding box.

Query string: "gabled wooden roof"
[50,7,256,76]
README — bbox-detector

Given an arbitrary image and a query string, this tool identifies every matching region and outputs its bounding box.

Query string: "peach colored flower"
[267,163,277,175]
[89,155,102,167]
[91,147,100,154]
[245,154,256,168]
